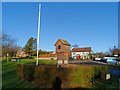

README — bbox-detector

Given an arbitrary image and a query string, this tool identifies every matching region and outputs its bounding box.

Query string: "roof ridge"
[59,38,71,46]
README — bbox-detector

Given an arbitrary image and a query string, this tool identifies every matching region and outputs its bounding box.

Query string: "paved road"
[69,60,108,66]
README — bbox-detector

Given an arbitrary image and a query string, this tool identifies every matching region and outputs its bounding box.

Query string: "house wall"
[71,52,91,59]
[55,41,70,53]
[57,52,69,60]
[55,40,70,60]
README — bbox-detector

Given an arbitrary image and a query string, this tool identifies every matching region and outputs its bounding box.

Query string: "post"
[7,53,9,62]
[36,4,41,65]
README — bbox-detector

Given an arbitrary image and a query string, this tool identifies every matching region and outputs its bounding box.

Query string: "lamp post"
[7,53,9,62]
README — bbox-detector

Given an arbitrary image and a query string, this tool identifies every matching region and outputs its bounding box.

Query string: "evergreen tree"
[23,37,37,56]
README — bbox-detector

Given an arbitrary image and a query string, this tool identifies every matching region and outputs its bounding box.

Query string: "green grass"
[91,77,119,89]
[2,59,57,88]
[2,62,36,88]
[19,59,57,65]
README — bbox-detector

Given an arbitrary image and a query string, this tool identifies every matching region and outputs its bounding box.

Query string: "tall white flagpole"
[36,4,41,65]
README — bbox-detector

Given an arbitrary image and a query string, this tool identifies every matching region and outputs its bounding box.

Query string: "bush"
[33,66,68,88]
[16,64,25,80]
[17,64,110,88]
[91,66,110,84]
[23,64,35,81]
[17,64,35,81]
[50,58,54,60]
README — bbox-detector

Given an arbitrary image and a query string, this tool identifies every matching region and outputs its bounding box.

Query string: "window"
[73,52,76,55]
[58,45,60,49]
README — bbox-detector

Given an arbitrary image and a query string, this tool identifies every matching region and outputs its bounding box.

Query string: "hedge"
[17,64,110,88]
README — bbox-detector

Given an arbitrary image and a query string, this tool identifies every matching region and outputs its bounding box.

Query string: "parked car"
[106,58,119,65]
[94,57,101,61]
[100,58,107,62]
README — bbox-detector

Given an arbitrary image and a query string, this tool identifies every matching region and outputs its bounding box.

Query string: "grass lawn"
[2,62,35,88]
[2,59,57,88]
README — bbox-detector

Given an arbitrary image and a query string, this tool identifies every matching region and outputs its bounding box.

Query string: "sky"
[2,2,118,53]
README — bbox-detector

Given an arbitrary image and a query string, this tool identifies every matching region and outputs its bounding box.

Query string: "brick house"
[54,38,71,64]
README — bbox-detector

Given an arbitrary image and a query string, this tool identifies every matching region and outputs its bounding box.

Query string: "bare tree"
[94,52,106,58]
[109,46,120,56]
[1,34,20,57]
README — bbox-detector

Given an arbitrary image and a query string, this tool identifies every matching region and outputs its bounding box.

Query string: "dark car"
[100,58,107,62]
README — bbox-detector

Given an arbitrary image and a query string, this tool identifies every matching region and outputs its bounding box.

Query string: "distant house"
[54,38,71,61]
[71,47,92,59]
[16,49,29,58]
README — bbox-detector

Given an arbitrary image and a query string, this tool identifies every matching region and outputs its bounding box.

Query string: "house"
[16,49,29,58]
[71,47,92,60]
[54,38,71,64]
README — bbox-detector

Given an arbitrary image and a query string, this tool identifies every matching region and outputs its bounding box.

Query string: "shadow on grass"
[2,62,35,88]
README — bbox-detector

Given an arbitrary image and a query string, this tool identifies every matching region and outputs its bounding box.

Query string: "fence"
[39,54,57,58]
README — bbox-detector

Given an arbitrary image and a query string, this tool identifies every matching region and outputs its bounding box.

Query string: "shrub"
[17,64,110,88]
[33,66,69,88]
[17,64,35,81]
[50,58,54,60]
[91,66,110,84]
[23,64,35,81]
[16,64,25,80]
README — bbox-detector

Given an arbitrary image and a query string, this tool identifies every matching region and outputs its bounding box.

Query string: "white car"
[95,57,101,61]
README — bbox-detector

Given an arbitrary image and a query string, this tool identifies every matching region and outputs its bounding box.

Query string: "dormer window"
[58,45,61,49]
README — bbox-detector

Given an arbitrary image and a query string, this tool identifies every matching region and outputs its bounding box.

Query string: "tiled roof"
[54,38,71,46]
[72,47,92,52]
[59,39,71,46]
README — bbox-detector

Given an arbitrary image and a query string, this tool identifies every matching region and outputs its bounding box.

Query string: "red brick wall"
[39,54,56,58]
[55,41,70,53]
[55,40,71,60]
[57,52,69,60]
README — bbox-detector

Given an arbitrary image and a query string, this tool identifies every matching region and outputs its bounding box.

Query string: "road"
[69,60,108,66]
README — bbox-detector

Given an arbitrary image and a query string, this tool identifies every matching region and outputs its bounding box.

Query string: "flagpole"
[36,4,41,65]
